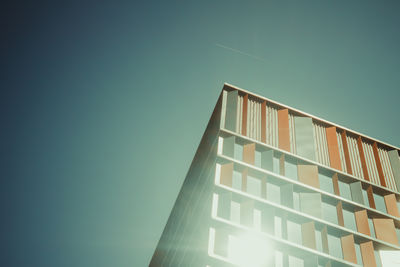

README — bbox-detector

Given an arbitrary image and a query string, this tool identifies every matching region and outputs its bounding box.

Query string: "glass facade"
[150,84,400,267]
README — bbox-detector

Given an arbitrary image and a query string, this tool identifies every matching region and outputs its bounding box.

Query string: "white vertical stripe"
[362,142,373,184]
[380,148,397,191]
[337,131,347,173]
[275,108,278,147]
[321,125,330,166]
[246,98,250,137]
[267,106,270,145]
[239,96,243,134]
[236,95,240,133]
[312,123,319,163]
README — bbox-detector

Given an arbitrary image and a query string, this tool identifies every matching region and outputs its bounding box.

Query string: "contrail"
[215,43,266,62]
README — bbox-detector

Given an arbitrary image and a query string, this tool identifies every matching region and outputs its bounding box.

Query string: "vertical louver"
[313,122,330,167]
[289,113,296,154]
[378,148,397,191]
[266,104,279,148]
[236,94,243,134]
[362,141,380,186]
[336,131,347,173]
[346,136,364,179]
[247,98,262,142]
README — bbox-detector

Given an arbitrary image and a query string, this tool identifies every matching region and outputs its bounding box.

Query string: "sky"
[1,1,400,266]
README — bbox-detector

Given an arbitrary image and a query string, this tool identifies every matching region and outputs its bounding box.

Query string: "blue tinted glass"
[322,202,338,224]
[338,181,352,200]
[319,172,334,194]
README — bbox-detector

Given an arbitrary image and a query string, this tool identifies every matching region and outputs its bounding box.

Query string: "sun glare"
[228,232,271,267]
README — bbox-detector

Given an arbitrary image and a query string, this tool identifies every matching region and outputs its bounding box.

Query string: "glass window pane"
[289,255,304,267]
[375,249,382,267]
[254,209,261,231]
[287,220,302,245]
[355,243,362,265]
[255,150,261,168]
[373,194,387,213]
[319,172,334,194]
[322,202,338,224]
[275,250,284,267]
[273,155,280,175]
[230,201,241,224]
[285,158,298,180]
[267,182,281,204]
[315,230,323,252]
[247,175,261,197]
[343,209,357,232]
[293,192,300,211]
[232,170,242,190]
[338,181,352,200]
[362,189,370,207]
[327,234,343,259]
[234,143,243,161]
[368,218,376,238]
[274,215,282,238]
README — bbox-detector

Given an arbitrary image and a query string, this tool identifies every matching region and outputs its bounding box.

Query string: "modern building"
[150,83,400,267]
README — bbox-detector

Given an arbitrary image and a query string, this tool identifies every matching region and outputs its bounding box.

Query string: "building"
[150,83,400,267]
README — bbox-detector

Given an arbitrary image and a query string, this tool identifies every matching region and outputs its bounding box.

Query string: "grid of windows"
[151,85,400,267]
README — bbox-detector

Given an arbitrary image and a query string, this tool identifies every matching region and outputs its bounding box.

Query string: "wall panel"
[373,218,399,245]
[326,126,342,171]
[278,109,290,152]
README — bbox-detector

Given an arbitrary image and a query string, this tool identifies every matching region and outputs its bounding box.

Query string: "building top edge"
[223,82,400,152]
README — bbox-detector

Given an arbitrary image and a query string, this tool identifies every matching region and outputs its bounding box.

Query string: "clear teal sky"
[2,1,400,266]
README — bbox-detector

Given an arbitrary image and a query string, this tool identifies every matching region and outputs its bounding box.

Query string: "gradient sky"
[2,1,400,266]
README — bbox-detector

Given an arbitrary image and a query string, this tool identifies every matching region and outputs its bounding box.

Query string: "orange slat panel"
[384,194,400,217]
[297,164,320,188]
[372,142,387,187]
[261,101,266,143]
[243,143,255,165]
[277,109,290,152]
[341,131,353,175]
[373,218,399,246]
[326,126,342,171]
[360,241,377,267]
[341,234,357,264]
[357,136,370,181]
[355,209,371,236]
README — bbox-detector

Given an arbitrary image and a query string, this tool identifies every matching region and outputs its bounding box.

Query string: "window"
[253,209,261,231]
[274,215,282,238]
[338,180,352,200]
[327,234,343,259]
[343,209,357,232]
[285,158,298,180]
[273,154,280,175]
[232,170,242,190]
[373,193,387,213]
[275,250,284,267]
[315,230,323,252]
[293,192,300,211]
[362,189,370,207]
[319,172,334,194]
[288,255,304,267]
[287,220,302,245]
[368,218,376,238]
[355,243,362,265]
[234,143,243,161]
[247,175,261,197]
[267,181,281,204]
[230,201,241,224]
[322,202,338,224]
[255,150,262,168]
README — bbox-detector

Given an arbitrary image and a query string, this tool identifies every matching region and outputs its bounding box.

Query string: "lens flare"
[228,232,271,267]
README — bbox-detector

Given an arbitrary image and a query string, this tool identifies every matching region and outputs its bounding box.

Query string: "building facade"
[150,84,400,267]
